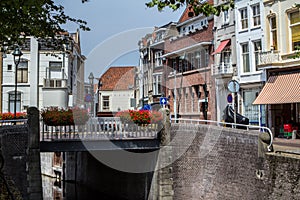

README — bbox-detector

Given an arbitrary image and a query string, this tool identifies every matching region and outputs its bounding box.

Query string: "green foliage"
[0,0,90,50]
[288,45,300,59]
[146,0,234,16]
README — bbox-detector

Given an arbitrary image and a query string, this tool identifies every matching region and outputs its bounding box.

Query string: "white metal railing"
[40,117,159,141]
[171,118,273,152]
[0,119,28,126]
[213,62,233,75]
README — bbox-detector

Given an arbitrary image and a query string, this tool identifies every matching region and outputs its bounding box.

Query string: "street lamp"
[88,72,94,117]
[12,45,23,119]
[97,80,102,114]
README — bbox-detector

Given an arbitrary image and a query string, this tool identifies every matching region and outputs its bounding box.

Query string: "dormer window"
[223,10,230,25]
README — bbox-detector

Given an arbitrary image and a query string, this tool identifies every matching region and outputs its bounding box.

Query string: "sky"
[57,0,184,80]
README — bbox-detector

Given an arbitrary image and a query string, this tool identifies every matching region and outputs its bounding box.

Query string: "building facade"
[1,30,85,113]
[253,0,300,136]
[97,66,135,117]
[212,0,237,122]
[234,0,267,126]
[138,2,216,120]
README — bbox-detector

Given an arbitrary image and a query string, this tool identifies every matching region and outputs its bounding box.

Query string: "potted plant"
[41,107,89,126]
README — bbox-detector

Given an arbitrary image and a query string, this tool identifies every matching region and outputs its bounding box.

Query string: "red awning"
[212,39,230,55]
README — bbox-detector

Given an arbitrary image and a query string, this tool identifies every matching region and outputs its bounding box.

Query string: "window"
[253,40,261,70]
[172,59,177,71]
[189,52,195,70]
[241,43,250,73]
[270,17,277,50]
[154,51,163,67]
[223,10,230,25]
[102,96,110,111]
[153,74,162,95]
[17,60,28,83]
[195,51,201,68]
[49,61,62,79]
[7,64,12,71]
[290,11,300,50]
[204,48,209,67]
[183,58,188,72]
[199,48,209,68]
[221,49,231,67]
[252,4,260,27]
[178,59,183,72]
[240,8,248,29]
[243,89,259,124]
[190,87,194,112]
[9,92,21,113]
[49,61,62,71]
[243,89,265,125]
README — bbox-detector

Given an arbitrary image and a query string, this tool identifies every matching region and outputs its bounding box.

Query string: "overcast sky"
[57,0,184,79]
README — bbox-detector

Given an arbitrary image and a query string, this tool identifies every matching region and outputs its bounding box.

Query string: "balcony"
[212,62,233,78]
[43,78,67,88]
[257,50,300,70]
[42,79,69,108]
[258,50,281,66]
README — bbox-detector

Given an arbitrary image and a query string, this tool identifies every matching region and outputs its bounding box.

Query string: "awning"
[253,73,300,104]
[211,39,230,55]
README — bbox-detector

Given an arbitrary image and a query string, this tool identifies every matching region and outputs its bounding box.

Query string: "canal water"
[42,175,119,200]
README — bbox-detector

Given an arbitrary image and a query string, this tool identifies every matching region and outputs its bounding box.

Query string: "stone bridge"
[1,107,300,200]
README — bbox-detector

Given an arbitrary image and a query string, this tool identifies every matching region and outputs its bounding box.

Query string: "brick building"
[138,2,216,120]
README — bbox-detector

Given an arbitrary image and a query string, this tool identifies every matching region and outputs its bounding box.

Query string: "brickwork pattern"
[0,125,29,199]
[168,124,300,200]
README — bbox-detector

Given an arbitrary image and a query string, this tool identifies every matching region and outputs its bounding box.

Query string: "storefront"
[253,72,300,137]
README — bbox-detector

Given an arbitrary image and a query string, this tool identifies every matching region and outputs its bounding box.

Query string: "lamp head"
[12,46,23,65]
[88,72,94,84]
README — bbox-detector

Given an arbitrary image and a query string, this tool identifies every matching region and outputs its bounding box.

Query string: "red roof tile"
[99,66,135,91]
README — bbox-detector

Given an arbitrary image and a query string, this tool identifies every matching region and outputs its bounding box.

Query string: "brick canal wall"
[1,108,300,200]
[0,107,42,200]
[0,125,28,199]
[155,123,300,200]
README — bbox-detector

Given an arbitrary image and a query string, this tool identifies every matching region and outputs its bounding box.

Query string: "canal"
[42,175,122,200]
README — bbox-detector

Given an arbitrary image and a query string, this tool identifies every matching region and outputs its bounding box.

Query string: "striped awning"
[253,73,300,104]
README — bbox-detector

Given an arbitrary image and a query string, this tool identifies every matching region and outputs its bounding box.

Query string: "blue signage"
[227,94,233,103]
[160,97,168,105]
[85,94,93,102]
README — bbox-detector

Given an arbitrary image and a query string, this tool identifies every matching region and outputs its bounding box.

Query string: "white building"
[234,0,266,126]
[1,30,85,113]
[212,0,237,122]
[97,66,136,117]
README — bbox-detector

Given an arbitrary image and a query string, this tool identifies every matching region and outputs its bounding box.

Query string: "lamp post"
[97,80,102,115]
[88,72,94,117]
[12,46,23,119]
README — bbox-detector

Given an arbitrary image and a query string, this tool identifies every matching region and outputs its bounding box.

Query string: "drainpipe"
[0,52,3,112]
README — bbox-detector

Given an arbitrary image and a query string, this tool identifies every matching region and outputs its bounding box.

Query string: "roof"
[99,66,135,91]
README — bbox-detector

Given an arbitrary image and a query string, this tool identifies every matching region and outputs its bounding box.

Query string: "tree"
[146,0,234,17]
[0,0,90,50]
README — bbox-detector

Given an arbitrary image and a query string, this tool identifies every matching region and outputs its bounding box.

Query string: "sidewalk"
[272,137,300,156]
